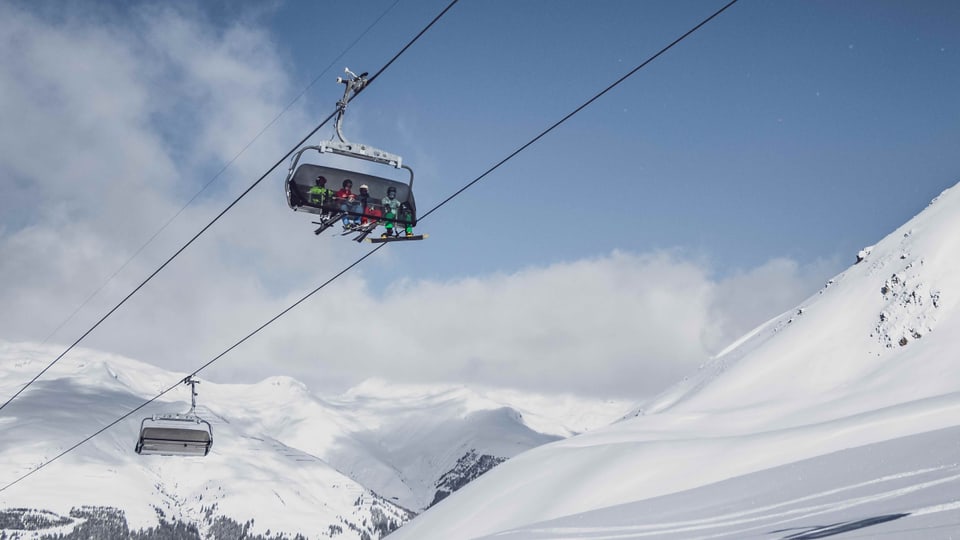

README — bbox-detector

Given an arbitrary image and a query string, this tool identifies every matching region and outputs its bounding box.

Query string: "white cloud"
[200,250,839,399]
[361,251,718,396]
[0,2,347,355]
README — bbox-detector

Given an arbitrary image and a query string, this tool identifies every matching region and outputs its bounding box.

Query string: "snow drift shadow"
[776,513,910,539]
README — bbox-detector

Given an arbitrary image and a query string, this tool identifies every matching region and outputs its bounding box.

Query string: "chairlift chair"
[135,376,213,457]
[284,68,419,236]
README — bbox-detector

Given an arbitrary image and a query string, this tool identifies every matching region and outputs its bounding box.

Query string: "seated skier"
[308,176,333,217]
[336,179,361,229]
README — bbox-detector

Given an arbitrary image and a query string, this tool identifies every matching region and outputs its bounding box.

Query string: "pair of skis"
[341,221,380,242]
[310,216,373,241]
[312,214,426,243]
[312,212,345,236]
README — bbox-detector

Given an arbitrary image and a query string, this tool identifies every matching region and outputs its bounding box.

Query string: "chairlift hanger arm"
[176,376,201,415]
[334,68,369,144]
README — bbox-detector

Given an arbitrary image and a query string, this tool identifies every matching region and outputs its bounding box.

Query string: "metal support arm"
[334,68,369,144]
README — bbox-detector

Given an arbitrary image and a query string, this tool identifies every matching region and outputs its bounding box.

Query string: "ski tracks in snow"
[486,463,960,539]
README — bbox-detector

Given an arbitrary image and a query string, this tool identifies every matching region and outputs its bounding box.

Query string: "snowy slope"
[0,342,627,538]
[389,183,960,539]
[482,425,960,539]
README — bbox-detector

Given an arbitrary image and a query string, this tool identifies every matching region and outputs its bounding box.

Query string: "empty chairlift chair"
[135,376,213,457]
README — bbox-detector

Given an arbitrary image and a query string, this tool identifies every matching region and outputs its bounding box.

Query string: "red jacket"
[362,205,383,225]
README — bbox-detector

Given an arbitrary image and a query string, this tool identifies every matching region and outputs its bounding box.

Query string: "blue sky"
[1,0,958,398]
[258,0,960,280]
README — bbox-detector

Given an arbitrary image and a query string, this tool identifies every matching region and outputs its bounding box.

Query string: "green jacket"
[309,186,332,205]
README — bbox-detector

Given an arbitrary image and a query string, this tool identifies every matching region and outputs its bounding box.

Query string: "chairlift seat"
[135,415,213,457]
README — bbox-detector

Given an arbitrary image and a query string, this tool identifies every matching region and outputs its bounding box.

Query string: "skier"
[358,184,381,227]
[336,179,361,229]
[308,175,333,213]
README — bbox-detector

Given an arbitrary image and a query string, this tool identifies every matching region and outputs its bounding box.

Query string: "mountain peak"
[639,183,960,418]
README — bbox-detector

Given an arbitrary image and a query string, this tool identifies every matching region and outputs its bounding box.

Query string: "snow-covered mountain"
[389,183,960,539]
[0,343,628,539]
